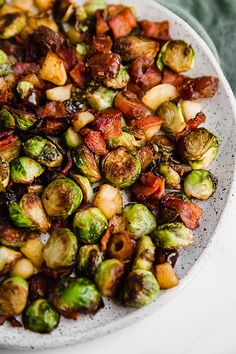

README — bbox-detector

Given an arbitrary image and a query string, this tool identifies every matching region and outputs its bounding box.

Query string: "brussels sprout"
[133,235,155,271]
[122,203,157,239]
[157,40,195,73]
[104,66,130,90]
[107,131,144,151]
[158,162,181,189]
[184,169,217,200]
[0,133,21,162]
[0,49,7,64]
[94,259,124,297]
[43,228,78,269]
[0,218,27,247]
[102,147,141,188]
[23,136,63,168]
[87,86,117,110]
[157,101,186,134]
[123,269,160,308]
[0,159,10,189]
[17,81,34,99]
[73,145,101,183]
[0,49,11,76]
[42,177,83,218]
[77,244,104,277]
[73,207,108,244]
[64,127,83,149]
[0,276,28,315]
[0,13,26,39]
[84,0,105,16]
[23,299,60,333]
[8,108,37,131]
[114,36,159,61]
[153,222,193,249]
[0,108,15,129]
[178,128,219,169]
[0,246,22,275]
[8,194,51,232]
[70,173,93,202]
[107,232,133,262]
[10,157,44,184]
[76,43,89,56]
[52,277,102,315]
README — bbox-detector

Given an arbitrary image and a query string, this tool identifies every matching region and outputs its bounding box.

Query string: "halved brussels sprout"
[178,128,219,169]
[87,86,117,110]
[0,218,27,247]
[23,299,60,333]
[0,108,15,129]
[70,173,93,202]
[122,203,157,239]
[84,0,105,16]
[73,207,108,244]
[107,131,144,151]
[10,157,44,184]
[77,244,104,277]
[43,228,78,269]
[157,40,195,73]
[107,232,133,262]
[17,81,33,99]
[123,269,160,308]
[23,136,63,168]
[8,193,51,232]
[184,169,217,200]
[52,277,102,315]
[0,159,10,189]
[102,147,141,188]
[76,43,89,56]
[132,235,155,271]
[93,184,122,219]
[157,101,186,134]
[42,177,83,218]
[0,246,22,275]
[73,144,101,183]
[0,12,26,39]
[8,108,37,131]
[153,222,193,249]
[104,66,130,90]
[114,36,159,61]
[94,258,124,297]
[0,276,28,315]
[158,162,181,190]
[64,127,83,149]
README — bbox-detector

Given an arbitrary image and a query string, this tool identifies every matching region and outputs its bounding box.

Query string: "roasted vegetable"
[132,235,155,271]
[184,169,217,200]
[64,127,83,149]
[84,0,105,16]
[93,184,122,219]
[0,246,22,275]
[0,12,26,39]
[155,262,179,289]
[10,157,44,183]
[157,101,186,134]
[0,159,10,189]
[0,276,28,316]
[77,244,104,277]
[73,144,101,183]
[153,222,193,249]
[104,65,130,90]
[0,218,27,247]
[87,86,117,110]
[17,81,33,99]
[114,36,159,61]
[70,173,93,202]
[8,108,37,131]
[71,111,95,132]
[94,258,124,296]
[158,162,181,189]
[0,108,15,129]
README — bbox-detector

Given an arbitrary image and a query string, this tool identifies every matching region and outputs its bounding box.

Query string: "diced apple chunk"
[21,237,44,269]
[72,111,95,132]
[180,100,202,121]
[156,262,179,289]
[46,84,72,101]
[39,52,67,86]
[93,184,123,219]
[142,84,178,111]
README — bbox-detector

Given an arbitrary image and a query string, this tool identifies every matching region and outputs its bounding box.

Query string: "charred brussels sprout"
[10,157,44,184]
[178,128,219,169]
[9,108,37,131]
[0,246,22,275]
[0,219,27,248]
[73,145,101,183]
[23,136,63,168]
[104,66,130,90]
[77,244,104,277]
[157,40,195,72]
[42,177,83,218]
[17,81,33,99]
[114,36,159,61]
[73,207,108,244]
[158,162,181,190]
[64,127,83,149]
[84,0,105,16]
[107,131,145,151]
[43,228,78,269]
[0,159,10,189]
[123,269,160,308]
[132,235,155,271]
[157,101,186,134]
[52,277,102,315]
[153,222,193,249]
[8,194,51,232]
[70,173,93,202]
[122,203,157,239]
[0,108,15,129]
[94,259,124,297]
[184,169,217,200]
[0,276,28,315]
[23,299,60,333]
[87,86,117,110]
[102,147,141,188]
[0,12,26,39]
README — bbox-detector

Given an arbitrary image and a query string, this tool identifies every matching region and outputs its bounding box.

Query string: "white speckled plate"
[1,0,236,349]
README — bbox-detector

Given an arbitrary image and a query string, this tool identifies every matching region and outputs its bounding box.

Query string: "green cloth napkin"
[159,0,236,94]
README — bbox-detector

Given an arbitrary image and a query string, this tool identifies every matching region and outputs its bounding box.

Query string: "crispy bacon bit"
[96,10,110,37]
[131,115,163,130]
[88,53,121,81]
[130,57,162,89]
[100,225,114,252]
[155,247,179,267]
[7,317,22,328]
[138,145,156,170]
[139,66,162,90]
[130,172,165,209]
[126,82,144,96]
[29,273,50,300]
[174,112,206,140]
[114,90,151,120]
[92,36,113,53]
[179,76,220,100]
[92,108,122,139]
[109,8,137,39]
[14,62,40,76]
[33,26,64,54]
[162,68,184,87]
[37,101,67,119]
[61,151,73,176]
[0,315,6,326]
[161,194,203,229]
[70,58,87,89]
[36,118,66,135]
[58,46,78,70]
[140,20,170,40]
[80,129,107,156]
[0,131,19,154]
[0,89,13,105]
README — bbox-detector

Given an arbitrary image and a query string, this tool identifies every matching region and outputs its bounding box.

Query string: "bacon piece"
[70,58,86,89]
[131,115,163,130]
[92,36,113,54]
[114,90,151,120]
[88,53,121,81]
[80,129,107,156]
[92,108,122,139]
[126,82,144,96]
[162,69,184,87]
[0,131,18,152]
[36,119,66,135]
[37,101,67,119]
[58,46,78,70]
[61,151,73,176]
[109,8,137,39]
[100,225,114,252]
[179,76,220,100]
[130,57,162,90]
[14,62,40,76]
[33,26,64,54]
[96,10,110,37]
[0,89,13,105]
[140,20,170,40]
[174,112,206,140]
